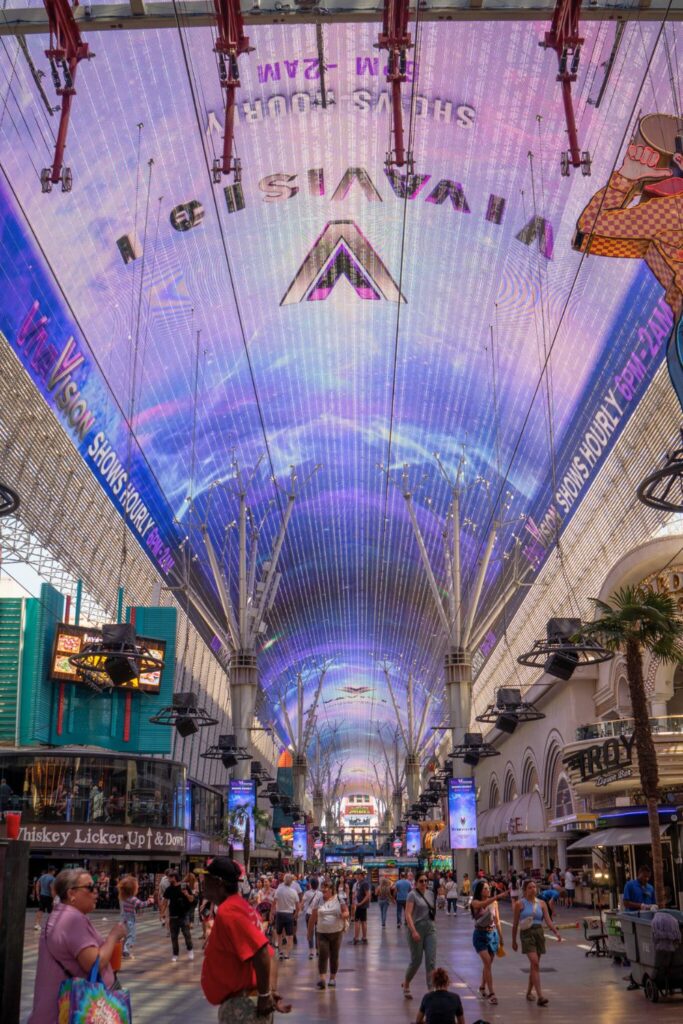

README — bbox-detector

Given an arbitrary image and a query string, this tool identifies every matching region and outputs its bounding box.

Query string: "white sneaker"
[34,924,40,931]
[187,950,194,961]
[171,956,178,963]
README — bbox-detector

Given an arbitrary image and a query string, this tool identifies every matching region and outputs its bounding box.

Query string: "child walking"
[118,875,154,959]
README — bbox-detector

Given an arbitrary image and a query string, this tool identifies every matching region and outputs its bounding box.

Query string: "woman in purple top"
[29,868,127,1024]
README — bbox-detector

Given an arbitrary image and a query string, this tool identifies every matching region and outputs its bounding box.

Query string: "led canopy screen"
[448,778,477,851]
[0,19,678,781]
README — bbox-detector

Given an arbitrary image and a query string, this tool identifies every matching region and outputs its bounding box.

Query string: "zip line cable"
[408,1,678,680]
[118,156,154,604]
[371,3,426,768]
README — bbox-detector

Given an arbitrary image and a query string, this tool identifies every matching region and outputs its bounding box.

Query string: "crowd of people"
[27,858,659,1024]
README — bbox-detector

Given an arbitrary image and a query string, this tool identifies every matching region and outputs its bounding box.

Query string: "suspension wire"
[127,123,145,362]
[663,23,680,120]
[169,0,282,519]
[183,329,202,677]
[530,139,584,620]
[576,17,606,109]
[430,0,677,670]
[373,2,425,728]
[581,17,636,172]
[0,35,43,176]
[169,3,339,752]
[134,194,165,416]
[118,156,154,603]
[0,35,19,134]
[0,160,245,684]
[672,23,682,122]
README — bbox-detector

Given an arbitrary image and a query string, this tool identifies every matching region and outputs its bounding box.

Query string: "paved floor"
[18,903,683,1023]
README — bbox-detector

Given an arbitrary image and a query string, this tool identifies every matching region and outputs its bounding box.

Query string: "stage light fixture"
[199,732,250,764]
[450,731,499,765]
[72,621,165,689]
[494,712,518,735]
[637,430,683,512]
[518,618,612,677]
[150,690,218,735]
[176,716,199,738]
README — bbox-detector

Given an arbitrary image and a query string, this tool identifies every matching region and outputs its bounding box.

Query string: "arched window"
[669,665,683,716]
[521,754,539,795]
[555,777,573,819]
[616,676,631,718]
[503,767,518,804]
[489,777,500,809]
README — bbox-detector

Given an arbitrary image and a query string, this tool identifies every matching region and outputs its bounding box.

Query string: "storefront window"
[0,753,224,834]
[0,753,186,828]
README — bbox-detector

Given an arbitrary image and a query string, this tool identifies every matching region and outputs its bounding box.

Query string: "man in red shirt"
[201,858,291,1024]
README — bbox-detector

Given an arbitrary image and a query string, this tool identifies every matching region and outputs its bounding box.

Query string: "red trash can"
[5,811,21,839]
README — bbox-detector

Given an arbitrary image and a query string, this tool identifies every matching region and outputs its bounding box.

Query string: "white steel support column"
[312,789,324,826]
[200,463,315,770]
[293,754,307,812]
[405,754,420,808]
[229,650,258,758]
[386,457,520,888]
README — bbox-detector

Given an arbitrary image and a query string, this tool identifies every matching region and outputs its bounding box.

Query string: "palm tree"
[581,584,683,905]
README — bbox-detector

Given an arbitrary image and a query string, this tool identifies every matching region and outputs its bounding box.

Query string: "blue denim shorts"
[473,927,499,955]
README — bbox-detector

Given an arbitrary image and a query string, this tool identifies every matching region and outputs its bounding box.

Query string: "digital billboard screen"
[227,780,257,850]
[405,824,421,858]
[50,623,165,692]
[293,823,308,859]
[448,778,477,851]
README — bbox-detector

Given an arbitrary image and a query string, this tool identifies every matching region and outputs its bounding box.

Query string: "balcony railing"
[575,715,683,741]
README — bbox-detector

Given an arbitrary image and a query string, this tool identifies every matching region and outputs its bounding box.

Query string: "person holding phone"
[470,878,507,1007]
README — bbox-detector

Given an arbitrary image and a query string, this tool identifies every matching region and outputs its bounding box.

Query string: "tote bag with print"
[58,957,132,1024]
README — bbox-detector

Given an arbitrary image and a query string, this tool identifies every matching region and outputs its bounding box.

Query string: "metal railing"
[575,715,683,741]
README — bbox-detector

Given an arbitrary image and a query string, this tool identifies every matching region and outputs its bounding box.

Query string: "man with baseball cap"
[201,858,291,1024]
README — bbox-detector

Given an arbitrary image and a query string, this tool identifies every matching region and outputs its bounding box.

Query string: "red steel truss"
[212,0,251,182]
[378,0,412,171]
[41,0,90,192]
[540,0,591,176]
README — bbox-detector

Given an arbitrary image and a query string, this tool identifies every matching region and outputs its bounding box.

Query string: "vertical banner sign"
[293,823,308,859]
[227,779,256,851]
[405,823,421,857]
[448,778,477,850]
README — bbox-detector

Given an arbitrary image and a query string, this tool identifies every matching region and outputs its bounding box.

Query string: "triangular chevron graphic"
[280,220,406,305]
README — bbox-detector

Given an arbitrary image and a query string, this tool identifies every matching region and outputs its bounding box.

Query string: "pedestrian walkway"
[19,903,683,1023]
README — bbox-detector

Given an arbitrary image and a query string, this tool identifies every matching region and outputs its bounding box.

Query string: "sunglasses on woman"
[72,883,98,893]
